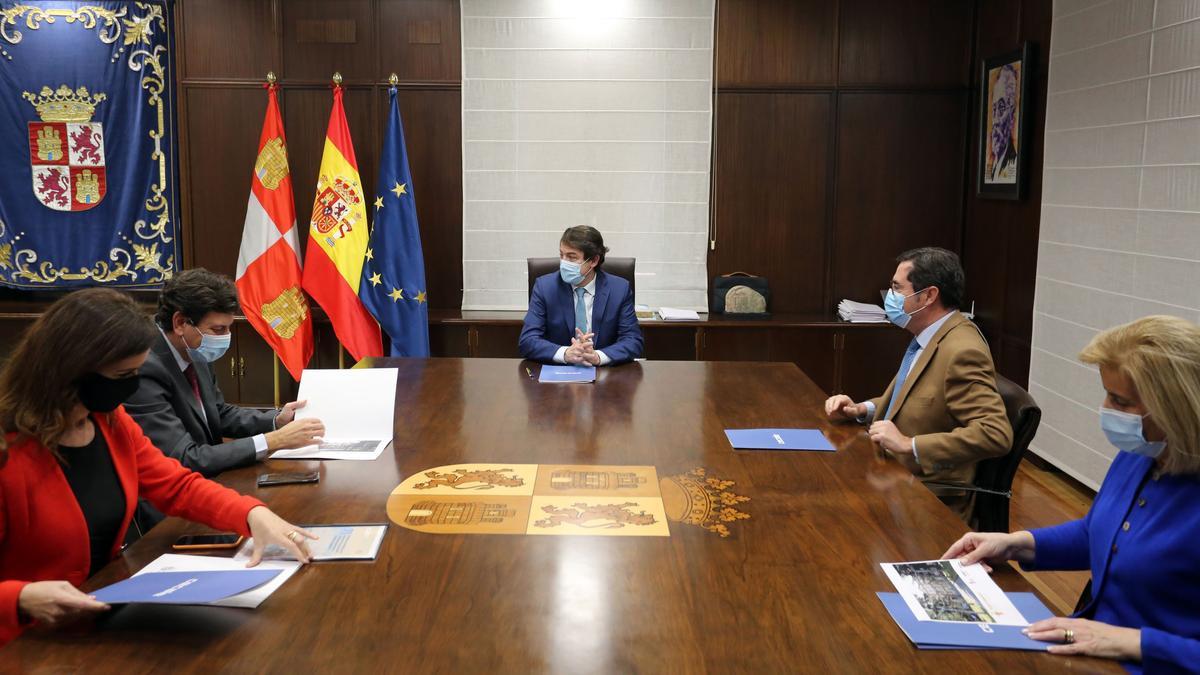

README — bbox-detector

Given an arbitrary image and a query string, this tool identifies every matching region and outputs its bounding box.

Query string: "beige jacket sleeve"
[912,343,1012,472]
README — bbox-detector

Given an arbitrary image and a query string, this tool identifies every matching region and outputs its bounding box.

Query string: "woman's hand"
[941,530,1036,571]
[17,581,109,626]
[245,506,318,566]
[1024,617,1142,661]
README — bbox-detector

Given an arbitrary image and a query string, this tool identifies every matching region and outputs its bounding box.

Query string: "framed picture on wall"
[978,43,1034,200]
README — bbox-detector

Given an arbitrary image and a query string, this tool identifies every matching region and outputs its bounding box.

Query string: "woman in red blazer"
[0,289,317,645]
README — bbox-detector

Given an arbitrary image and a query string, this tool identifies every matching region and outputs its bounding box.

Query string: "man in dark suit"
[519,226,643,365]
[125,269,324,479]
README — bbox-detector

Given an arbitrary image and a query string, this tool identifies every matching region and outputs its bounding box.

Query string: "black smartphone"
[257,471,320,487]
[172,533,243,550]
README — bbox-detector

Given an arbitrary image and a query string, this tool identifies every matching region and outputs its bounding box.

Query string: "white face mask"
[1099,406,1166,458]
[185,323,232,363]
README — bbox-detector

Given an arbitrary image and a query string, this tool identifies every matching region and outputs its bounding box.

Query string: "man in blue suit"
[519,226,644,365]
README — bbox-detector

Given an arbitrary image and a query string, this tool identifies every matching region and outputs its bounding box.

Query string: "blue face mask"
[186,323,232,363]
[1099,407,1166,458]
[559,259,590,286]
[884,288,929,329]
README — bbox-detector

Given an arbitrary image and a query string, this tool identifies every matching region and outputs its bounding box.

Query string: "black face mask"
[77,372,140,413]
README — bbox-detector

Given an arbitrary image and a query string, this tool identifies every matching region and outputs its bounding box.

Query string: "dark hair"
[0,289,157,461]
[155,268,240,329]
[560,225,609,266]
[896,247,965,310]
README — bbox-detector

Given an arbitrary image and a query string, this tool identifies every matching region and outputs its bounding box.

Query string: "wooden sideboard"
[0,307,911,407]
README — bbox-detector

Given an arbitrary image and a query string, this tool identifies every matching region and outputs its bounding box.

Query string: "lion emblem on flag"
[312,174,362,243]
[23,85,108,212]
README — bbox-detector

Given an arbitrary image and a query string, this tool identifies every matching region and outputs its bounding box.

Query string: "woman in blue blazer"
[944,315,1200,674]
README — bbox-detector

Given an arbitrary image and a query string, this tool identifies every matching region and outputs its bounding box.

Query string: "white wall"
[460,0,714,310]
[1033,0,1200,488]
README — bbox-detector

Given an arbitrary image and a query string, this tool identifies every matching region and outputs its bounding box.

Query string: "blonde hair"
[1079,315,1200,475]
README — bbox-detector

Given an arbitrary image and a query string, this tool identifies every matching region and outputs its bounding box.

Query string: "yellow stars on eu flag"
[374,196,384,211]
[365,248,374,261]
[414,290,427,304]
[389,287,404,302]
[391,181,407,198]
[368,272,382,287]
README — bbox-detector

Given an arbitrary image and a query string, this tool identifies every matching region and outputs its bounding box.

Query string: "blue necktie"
[884,338,921,420]
[574,287,588,335]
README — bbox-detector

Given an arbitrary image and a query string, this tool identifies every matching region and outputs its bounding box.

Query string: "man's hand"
[274,400,306,427]
[565,329,595,364]
[868,420,912,455]
[824,394,867,421]
[265,418,325,451]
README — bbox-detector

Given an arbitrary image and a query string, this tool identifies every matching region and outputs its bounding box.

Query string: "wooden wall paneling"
[768,327,837,394]
[313,321,344,369]
[379,0,462,82]
[213,330,240,405]
[711,93,833,314]
[838,327,912,402]
[183,87,271,276]
[179,0,276,80]
[280,0,377,81]
[715,0,837,87]
[0,318,32,370]
[962,0,1052,388]
[392,89,463,310]
[641,326,698,361]
[831,92,967,304]
[838,0,974,87]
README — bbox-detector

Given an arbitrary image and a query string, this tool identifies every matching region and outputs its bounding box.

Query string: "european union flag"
[360,87,429,356]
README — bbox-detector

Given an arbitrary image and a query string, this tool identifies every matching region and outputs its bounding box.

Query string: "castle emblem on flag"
[261,286,309,340]
[311,174,362,244]
[254,137,289,190]
[23,85,108,212]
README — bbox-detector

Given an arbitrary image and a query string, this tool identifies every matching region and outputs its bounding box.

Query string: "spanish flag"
[236,82,314,380]
[301,84,382,360]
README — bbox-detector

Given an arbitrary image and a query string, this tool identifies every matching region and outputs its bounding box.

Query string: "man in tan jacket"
[824,247,1012,522]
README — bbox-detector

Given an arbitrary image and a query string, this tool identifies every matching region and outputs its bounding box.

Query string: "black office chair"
[526,257,636,299]
[925,374,1041,532]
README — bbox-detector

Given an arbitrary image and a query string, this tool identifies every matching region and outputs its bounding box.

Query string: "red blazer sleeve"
[0,488,30,643]
[114,409,263,536]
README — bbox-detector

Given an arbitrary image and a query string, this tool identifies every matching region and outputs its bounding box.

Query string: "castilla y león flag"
[300,84,382,360]
[236,83,313,380]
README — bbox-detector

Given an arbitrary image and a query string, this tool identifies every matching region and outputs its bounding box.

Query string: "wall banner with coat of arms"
[0,1,177,289]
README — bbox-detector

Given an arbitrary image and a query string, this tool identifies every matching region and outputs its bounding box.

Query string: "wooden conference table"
[6,359,1119,674]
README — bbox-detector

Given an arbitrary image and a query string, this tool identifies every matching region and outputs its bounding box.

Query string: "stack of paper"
[234,524,388,562]
[271,368,398,461]
[658,307,701,321]
[838,299,888,323]
[126,553,301,608]
[878,559,1054,650]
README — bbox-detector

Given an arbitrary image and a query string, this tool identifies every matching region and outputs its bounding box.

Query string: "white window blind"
[460,0,715,310]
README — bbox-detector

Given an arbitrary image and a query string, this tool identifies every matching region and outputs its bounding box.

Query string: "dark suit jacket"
[125,333,276,478]
[518,269,644,364]
[868,312,1013,521]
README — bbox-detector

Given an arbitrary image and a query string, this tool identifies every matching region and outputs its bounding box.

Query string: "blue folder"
[91,569,281,605]
[538,365,596,383]
[724,428,835,452]
[877,592,1054,650]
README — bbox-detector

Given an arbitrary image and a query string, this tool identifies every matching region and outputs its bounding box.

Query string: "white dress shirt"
[552,275,612,366]
[161,328,271,459]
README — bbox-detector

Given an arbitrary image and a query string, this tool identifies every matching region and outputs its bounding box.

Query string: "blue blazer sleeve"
[597,280,643,365]
[1026,517,1092,571]
[519,276,566,363]
[1143,628,1200,673]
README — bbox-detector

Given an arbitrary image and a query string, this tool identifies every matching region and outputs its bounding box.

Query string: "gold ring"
[1064,629,1074,644]
[286,530,299,542]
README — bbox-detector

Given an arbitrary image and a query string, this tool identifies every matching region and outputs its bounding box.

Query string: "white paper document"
[133,553,300,609]
[658,307,700,321]
[837,299,888,323]
[233,524,388,562]
[881,559,1029,626]
[270,368,398,461]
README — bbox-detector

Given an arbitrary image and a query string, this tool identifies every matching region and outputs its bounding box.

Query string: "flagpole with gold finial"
[266,70,276,88]
[332,71,342,88]
[388,73,398,90]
